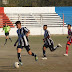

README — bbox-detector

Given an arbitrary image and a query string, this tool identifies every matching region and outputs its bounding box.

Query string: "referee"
[2,22,12,45]
[14,21,38,65]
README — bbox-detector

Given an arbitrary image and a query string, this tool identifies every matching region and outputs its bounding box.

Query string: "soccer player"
[2,22,12,45]
[14,21,38,65]
[64,24,72,56]
[42,25,62,60]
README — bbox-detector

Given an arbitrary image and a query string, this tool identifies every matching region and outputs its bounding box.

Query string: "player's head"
[67,24,71,29]
[43,25,47,30]
[4,22,7,26]
[15,21,21,29]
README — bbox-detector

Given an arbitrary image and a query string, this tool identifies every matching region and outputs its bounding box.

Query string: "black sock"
[32,53,36,57]
[9,38,12,42]
[5,39,7,44]
[43,50,46,57]
[17,53,22,62]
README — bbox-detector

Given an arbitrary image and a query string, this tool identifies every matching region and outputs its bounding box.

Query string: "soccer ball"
[14,62,19,68]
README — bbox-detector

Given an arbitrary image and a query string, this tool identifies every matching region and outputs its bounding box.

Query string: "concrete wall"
[0,7,68,36]
[0,27,68,36]
[4,7,55,13]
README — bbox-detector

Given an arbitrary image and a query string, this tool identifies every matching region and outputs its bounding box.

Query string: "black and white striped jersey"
[44,30,50,39]
[17,27,29,47]
[44,30,53,45]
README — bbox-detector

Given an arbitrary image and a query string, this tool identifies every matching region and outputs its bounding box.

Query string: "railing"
[1,13,67,27]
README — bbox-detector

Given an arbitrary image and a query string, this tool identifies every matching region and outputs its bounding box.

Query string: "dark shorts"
[17,45,30,52]
[67,39,72,45]
[43,44,49,48]
[5,33,9,36]
[43,43,55,52]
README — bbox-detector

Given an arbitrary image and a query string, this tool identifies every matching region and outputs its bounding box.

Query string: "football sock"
[43,50,46,56]
[9,38,12,42]
[66,46,68,54]
[17,53,22,62]
[32,53,36,57]
[5,39,7,44]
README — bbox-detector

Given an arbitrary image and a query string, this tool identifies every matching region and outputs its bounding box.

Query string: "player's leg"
[49,41,56,52]
[42,44,48,60]
[5,36,8,44]
[66,45,69,54]
[25,46,38,61]
[17,48,23,65]
[43,45,46,57]
[17,48,22,62]
[4,35,8,45]
[8,33,12,42]
[64,41,71,56]
[49,43,62,52]
[9,37,12,42]
[49,39,62,52]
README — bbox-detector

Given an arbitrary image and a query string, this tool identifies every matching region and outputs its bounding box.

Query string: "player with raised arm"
[14,21,38,65]
[64,24,72,56]
[2,22,12,45]
[42,25,62,60]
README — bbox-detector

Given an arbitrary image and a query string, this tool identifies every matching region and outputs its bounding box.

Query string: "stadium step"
[6,13,67,27]
[0,13,15,28]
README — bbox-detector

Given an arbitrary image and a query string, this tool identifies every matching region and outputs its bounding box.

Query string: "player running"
[64,24,72,56]
[2,22,12,45]
[14,21,38,65]
[42,25,62,60]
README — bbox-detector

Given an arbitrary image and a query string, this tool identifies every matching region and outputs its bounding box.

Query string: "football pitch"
[0,35,72,72]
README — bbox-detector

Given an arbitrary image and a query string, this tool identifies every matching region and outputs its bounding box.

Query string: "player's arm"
[43,35,50,41]
[14,38,18,46]
[24,27,30,37]
[26,30,30,37]
[43,31,50,41]
[67,35,71,38]
[67,30,72,38]
[14,30,19,46]
[2,27,4,32]
[8,28,11,32]
[8,26,11,32]
[45,35,50,39]
[2,30,4,32]
[67,33,72,38]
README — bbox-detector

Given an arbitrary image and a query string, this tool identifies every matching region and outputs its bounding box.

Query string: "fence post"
[18,14,20,21]
[63,13,64,27]
[62,13,64,34]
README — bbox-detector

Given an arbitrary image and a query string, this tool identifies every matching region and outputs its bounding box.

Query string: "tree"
[0,0,72,7]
